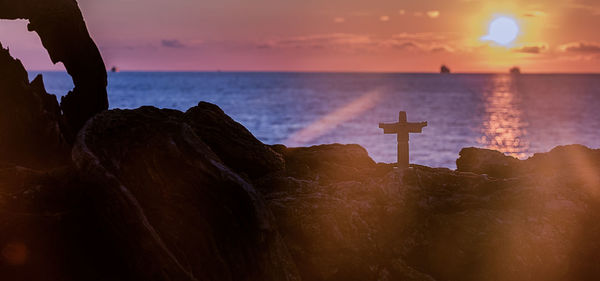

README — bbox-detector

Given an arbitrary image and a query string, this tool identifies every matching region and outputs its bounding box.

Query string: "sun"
[481,17,519,46]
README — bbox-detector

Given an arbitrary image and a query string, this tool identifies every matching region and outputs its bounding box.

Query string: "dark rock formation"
[525,144,600,175]
[456,147,521,177]
[0,164,133,281]
[0,0,108,133]
[72,107,300,281]
[270,143,392,184]
[0,85,596,281]
[184,102,284,179]
[0,44,69,168]
[457,145,600,181]
[264,154,600,281]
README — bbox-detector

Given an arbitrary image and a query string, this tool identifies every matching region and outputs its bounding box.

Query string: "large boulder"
[525,144,600,177]
[184,102,284,179]
[270,143,391,184]
[456,147,521,178]
[0,45,69,168]
[457,145,600,183]
[72,106,300,281]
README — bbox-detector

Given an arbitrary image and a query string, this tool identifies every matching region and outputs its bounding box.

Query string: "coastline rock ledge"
[0,94,598,280]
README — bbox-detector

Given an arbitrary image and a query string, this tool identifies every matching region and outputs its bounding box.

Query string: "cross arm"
[379,121,427,134]
[379,123,398,134]
[407,121,428,133]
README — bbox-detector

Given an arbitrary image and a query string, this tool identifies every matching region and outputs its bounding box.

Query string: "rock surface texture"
[71,107,300,281]
[0,0,108,133]
[184,102,284,179]
[261,145,600,281]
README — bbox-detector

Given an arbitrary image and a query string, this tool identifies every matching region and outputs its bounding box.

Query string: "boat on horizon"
[440,65,451,74]
[110,66,119,73]
[510,66,521,74]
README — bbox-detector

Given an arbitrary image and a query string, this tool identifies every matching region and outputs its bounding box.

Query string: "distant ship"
[440,65,451,74]
[509,67,521,74]
[110,66,119,73]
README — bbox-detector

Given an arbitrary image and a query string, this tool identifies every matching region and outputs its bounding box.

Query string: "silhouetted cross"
[379,112,427,169]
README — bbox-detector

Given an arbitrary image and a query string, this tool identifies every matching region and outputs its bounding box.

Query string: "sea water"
[32,72,600,168]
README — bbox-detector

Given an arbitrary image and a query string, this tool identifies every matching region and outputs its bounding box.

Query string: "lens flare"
[285,90,382,146]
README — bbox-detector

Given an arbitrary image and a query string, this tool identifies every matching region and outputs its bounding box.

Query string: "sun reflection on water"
[478,75,529,158]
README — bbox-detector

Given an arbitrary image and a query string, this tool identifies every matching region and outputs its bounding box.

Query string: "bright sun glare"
[482,17,519,46]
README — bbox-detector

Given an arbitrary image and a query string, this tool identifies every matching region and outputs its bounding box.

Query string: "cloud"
[334,17,345,23]
[387,41,419,50]
[257,32,455,54]
[398,9,406,15]
[259,34,374,50]
[430,45,454,53]
[386,32,455,53]
[427,10,440,18]
[391,41,454,53]
[380,15,390,22]
[558,42,600,53]
[392,32,448,42]
[256,44,272,49]
[568,2,600,15]
[161,39,185,48]
[349,11,372,17]
[383,40,454,53]
[523,11,546,17]
[512,44,549,54]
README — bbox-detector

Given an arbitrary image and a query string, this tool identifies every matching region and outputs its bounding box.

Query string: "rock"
[525,144,600,175]
[265,158,600,281]
[0,0,109,133]
[457,145,600,183]
[183,102,284,179]
[0,45,70,168]
[271,143,392,185]
[456,147,521,178]
[72,106,300,281]
[0,164,132,281]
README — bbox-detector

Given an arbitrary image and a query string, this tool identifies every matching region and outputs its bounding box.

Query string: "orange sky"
[1,0,599,72]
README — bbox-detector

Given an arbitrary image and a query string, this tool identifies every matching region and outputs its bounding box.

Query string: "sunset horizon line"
[28,69,600,75]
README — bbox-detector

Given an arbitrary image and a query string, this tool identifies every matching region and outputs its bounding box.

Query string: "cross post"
[379,111,427,169]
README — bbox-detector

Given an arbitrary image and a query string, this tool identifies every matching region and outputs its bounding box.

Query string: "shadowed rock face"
[72,107,300,281]
[184,102,284,179]
[262,152,600,281]
[0,44,70,168]
[0,0,108,133]
[269,143,392,185]
[0,165,135,281]
[456,147,521,178]
[457,145,600,180]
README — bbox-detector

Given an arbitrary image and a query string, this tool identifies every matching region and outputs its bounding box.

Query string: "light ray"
[285,90,382,146]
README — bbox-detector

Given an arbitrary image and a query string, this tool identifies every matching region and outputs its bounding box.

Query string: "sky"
[1,0,599,72]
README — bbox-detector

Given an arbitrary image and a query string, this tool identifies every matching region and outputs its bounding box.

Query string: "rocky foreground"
[2,24,600,281]
[0,64,599,281]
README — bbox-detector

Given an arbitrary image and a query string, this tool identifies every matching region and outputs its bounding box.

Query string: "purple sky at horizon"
[1,0,599,72]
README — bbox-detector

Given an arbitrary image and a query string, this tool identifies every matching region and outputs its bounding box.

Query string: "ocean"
[32,72,600,168]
